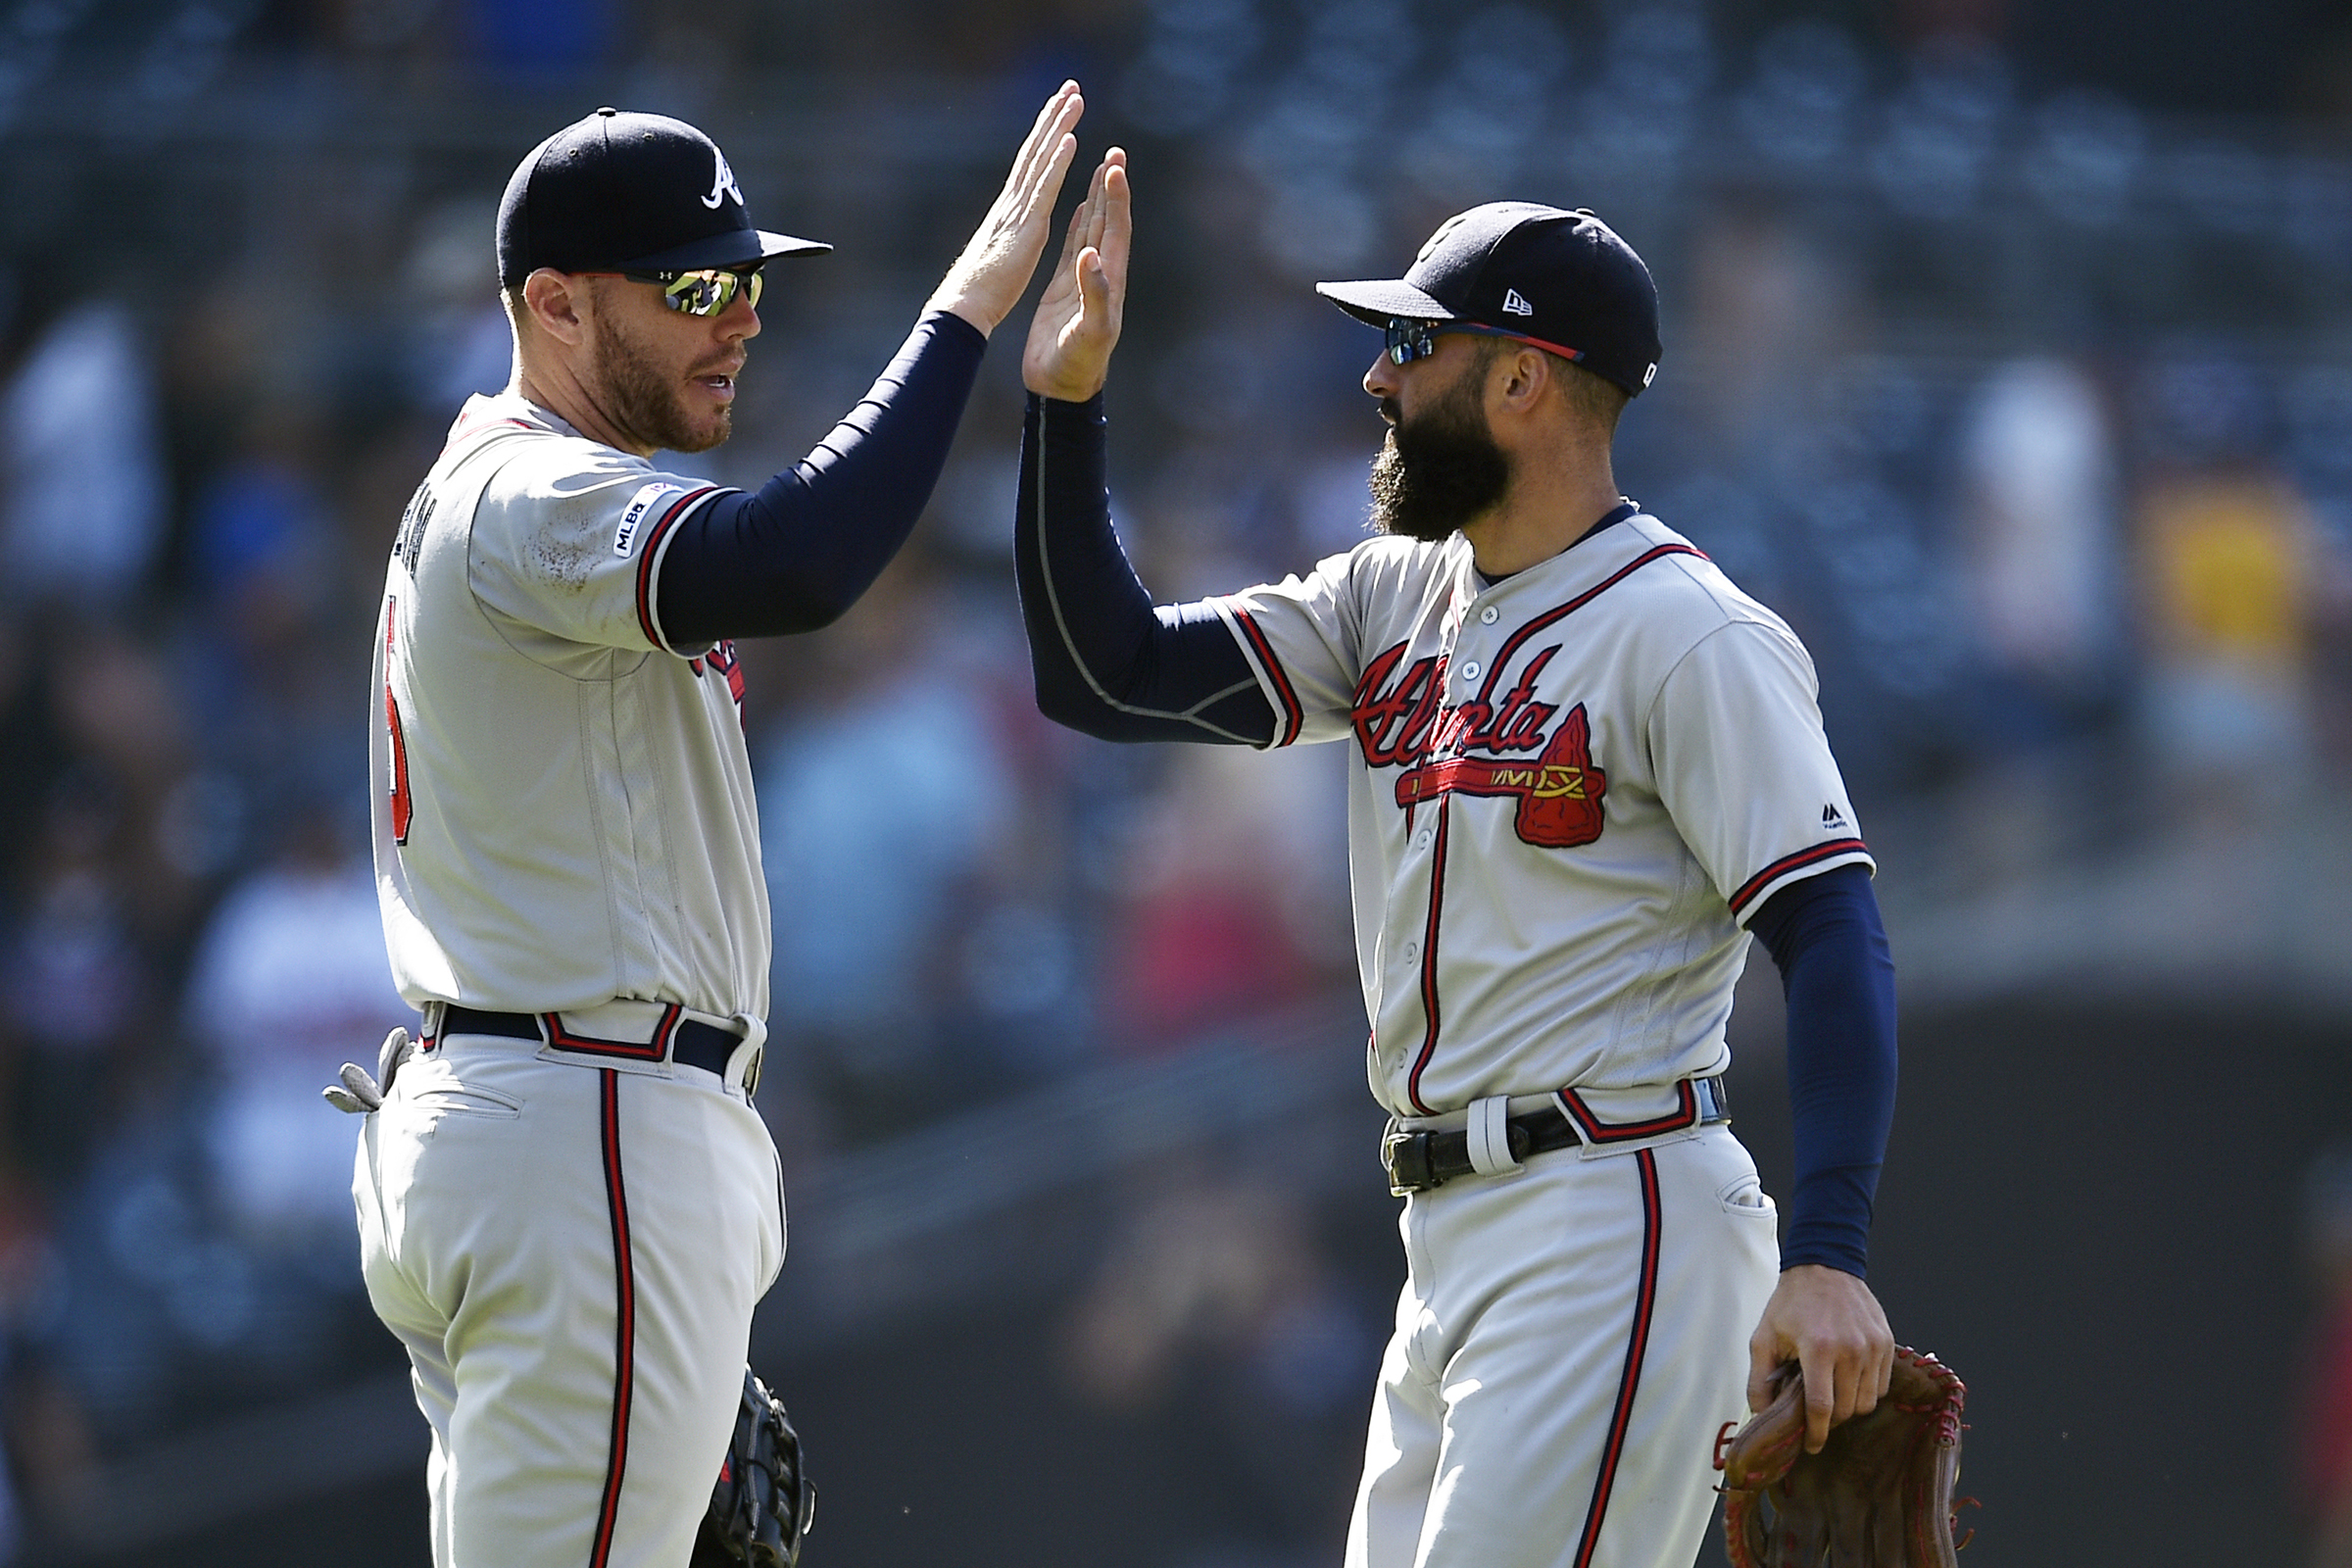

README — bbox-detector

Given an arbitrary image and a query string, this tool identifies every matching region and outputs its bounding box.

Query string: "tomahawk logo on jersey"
[1208,509,1871,1116]
[1355,631,1615,850]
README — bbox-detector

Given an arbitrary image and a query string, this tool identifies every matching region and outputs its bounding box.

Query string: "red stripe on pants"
[1571,1148,1663,1568]
[589,1070,636,1567]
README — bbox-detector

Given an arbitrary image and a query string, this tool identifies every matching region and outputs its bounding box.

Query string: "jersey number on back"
[384,605,413,845]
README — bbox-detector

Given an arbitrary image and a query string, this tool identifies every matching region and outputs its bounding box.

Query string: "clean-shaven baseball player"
[1018,158,1900,1568]
[348,91,1091,1567]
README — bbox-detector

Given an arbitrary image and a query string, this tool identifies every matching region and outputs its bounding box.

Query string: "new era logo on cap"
[1315,202,1664,399]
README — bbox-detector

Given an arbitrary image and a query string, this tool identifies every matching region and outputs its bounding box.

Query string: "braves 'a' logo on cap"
[703,146,743,210]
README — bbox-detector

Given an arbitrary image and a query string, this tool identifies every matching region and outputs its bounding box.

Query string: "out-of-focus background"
[0,0,2349,1563]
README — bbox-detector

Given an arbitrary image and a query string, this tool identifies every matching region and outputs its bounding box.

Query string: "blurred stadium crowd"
[0,0,2346,1561]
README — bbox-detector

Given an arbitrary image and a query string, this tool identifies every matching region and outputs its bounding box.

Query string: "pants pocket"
[404,1083,523,1119]
[1717,1172,1778,1219]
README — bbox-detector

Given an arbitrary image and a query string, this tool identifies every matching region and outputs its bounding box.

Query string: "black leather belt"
[1382,1078,1731,1197]
[438,1004,740,1079]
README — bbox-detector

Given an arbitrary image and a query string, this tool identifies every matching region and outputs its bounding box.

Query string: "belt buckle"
[1381,1126,1436,1197]
[1693,1074,1730,1123]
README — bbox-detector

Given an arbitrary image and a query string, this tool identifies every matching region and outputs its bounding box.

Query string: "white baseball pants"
[354,1034,784,1568]
[1346,1122,1780,1568]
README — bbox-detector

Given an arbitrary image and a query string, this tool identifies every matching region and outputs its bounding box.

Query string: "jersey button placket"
[1480,605,1499,625]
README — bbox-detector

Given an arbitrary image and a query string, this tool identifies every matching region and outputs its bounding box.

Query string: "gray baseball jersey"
[1206,510,1871,1116]
[370,393,768,1029]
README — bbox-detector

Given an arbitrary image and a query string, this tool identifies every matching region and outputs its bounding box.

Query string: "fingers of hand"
[1098,159,1133,285]
[1015,131,1080,234]
[1031,94,1084,184]
[1018,83,1083,172]
[1025,80,1078,139]
[1801,1359,1837,1452]
[1081,174,1106,253]
[1078,248,1108,319]
[1050,201,1089,276]
[1744,1330,1781,1413]
[1853,1342,1892,1416]
[1002,87,1082,224]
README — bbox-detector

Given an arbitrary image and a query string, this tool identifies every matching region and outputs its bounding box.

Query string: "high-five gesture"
[928,82,1088,337]
[1024,147,1130,402]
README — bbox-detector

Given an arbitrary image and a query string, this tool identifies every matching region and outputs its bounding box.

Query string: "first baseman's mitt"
[693,1367,815,1568]
[1720,1346,1968,1568]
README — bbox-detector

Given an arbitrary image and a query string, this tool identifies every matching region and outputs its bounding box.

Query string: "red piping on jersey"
[1472,543,1706,707]
[1570,1148,1663,1568]
[451,408,536,440]
[1230,608,1304,746]
[631,486,720,651]
[542,1004,684,1063]
[1404,800,1452,1115]
[590,1070,636,1568]
[1727,838,1870,918]
[1557,1079,1701,1144]
[383,606,413,846]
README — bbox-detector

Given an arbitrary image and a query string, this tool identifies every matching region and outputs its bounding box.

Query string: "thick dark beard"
[1366,374,1509,543]
[591,311,730,455]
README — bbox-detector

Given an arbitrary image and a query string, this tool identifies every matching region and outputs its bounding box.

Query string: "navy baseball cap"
[496,108,830,287]
[1317,203,1661,397]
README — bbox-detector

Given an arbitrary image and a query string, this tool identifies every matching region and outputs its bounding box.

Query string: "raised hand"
[927,82,1087,337]
[1023,146,1129,402]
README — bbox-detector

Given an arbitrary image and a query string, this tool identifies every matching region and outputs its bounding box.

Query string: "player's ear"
[1495,344,1550,414]
[522,269,589,346]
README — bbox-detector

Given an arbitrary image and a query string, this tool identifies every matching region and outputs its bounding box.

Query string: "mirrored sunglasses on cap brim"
[620,267,764,318]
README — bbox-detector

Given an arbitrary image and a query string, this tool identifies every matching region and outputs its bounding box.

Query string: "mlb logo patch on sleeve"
[614,484,685,557]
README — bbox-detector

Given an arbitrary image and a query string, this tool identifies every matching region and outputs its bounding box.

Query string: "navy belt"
[438,1004,740,1079]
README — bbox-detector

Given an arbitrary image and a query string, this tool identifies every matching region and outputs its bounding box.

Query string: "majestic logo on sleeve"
[1351,639,1607,848]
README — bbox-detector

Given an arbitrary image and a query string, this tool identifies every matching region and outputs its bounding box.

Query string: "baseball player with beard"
[341,90,1093,1568]
[1017,160,1902,1568]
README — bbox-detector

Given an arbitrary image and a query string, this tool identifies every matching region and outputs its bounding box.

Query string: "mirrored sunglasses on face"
[1384,318,1445,364]
[623,267,764,318]
[1383,317,1575,366]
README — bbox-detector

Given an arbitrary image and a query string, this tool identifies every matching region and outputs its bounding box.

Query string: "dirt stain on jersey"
[532,523,600,593]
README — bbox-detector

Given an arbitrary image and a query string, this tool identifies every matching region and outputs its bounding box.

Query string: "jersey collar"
[1472,498,1642,590]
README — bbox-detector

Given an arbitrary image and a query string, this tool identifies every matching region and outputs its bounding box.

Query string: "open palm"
[1023,149,1130,402]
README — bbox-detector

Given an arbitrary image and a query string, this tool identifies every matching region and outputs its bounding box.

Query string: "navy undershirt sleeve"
[657,311,987,647]
[1014,392,1277,746]
[1745,862,1898,1279]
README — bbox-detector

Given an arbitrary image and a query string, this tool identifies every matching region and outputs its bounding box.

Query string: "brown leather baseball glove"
[1720,1345,1969,1568]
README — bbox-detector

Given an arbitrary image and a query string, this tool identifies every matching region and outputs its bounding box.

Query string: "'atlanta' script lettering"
[1351,641,1562,767]
[1351,638,1607,849]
